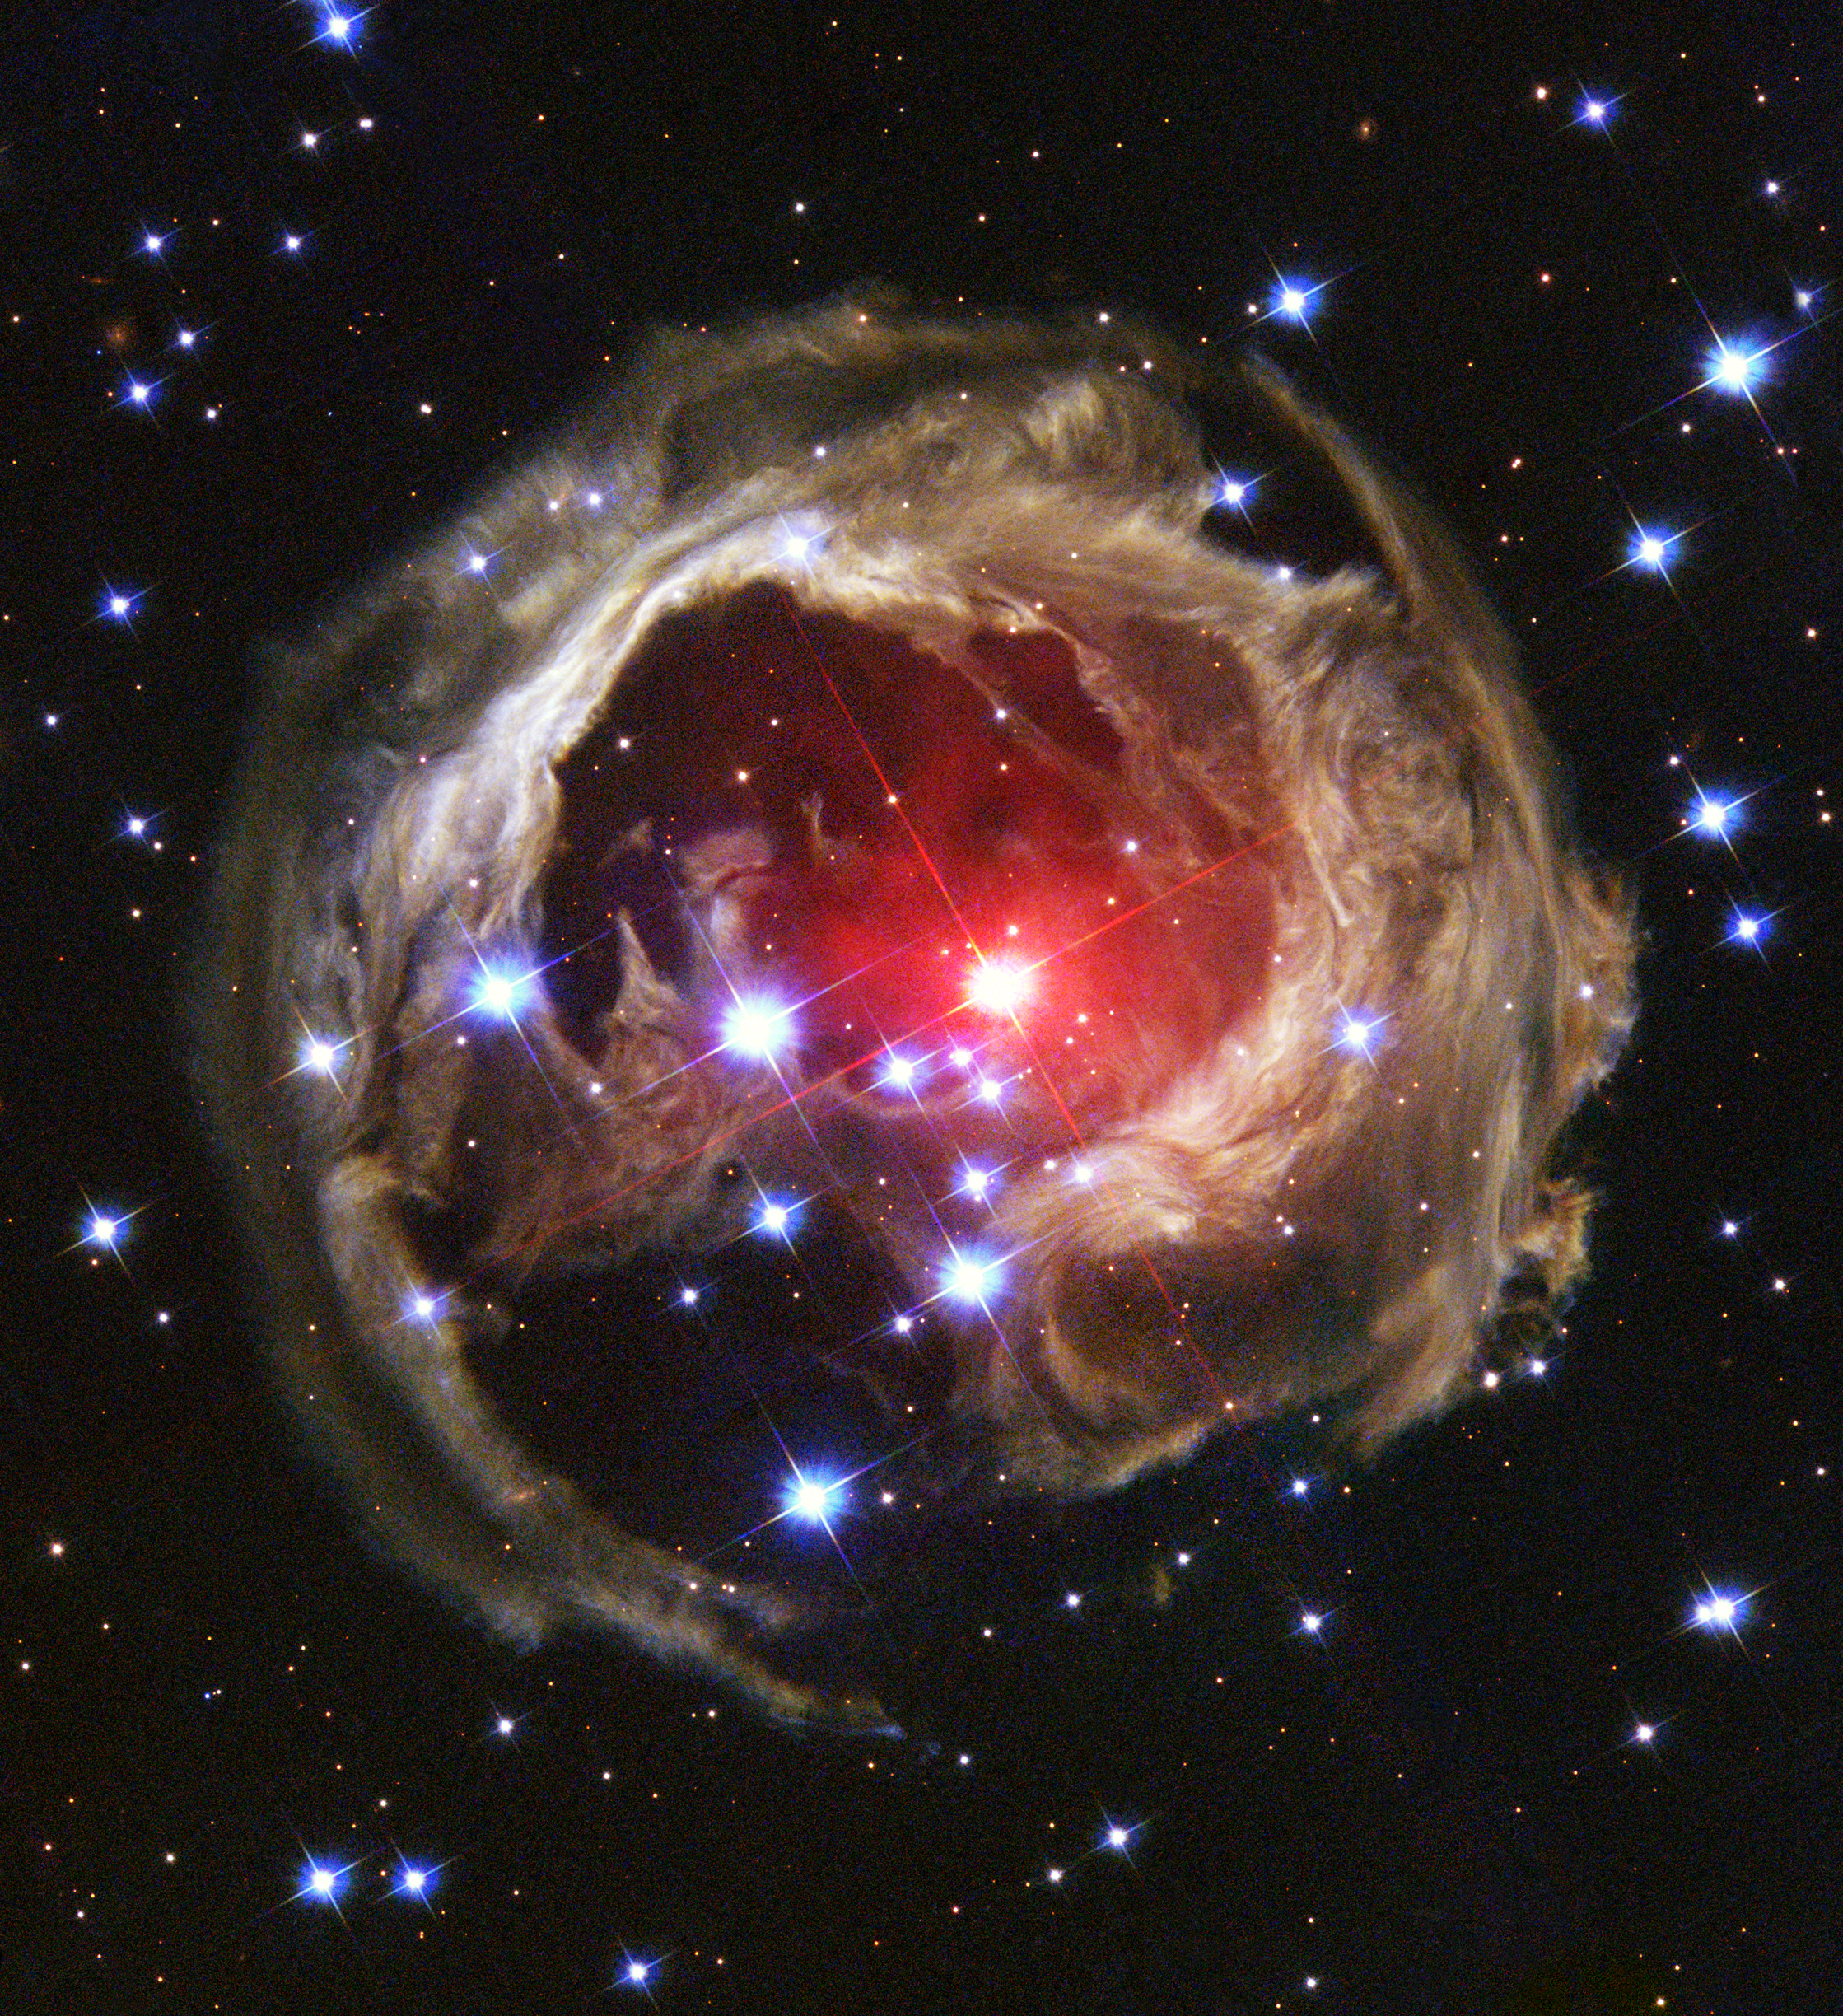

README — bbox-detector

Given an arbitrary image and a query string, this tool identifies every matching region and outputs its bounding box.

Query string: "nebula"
[196,296,1635,1725]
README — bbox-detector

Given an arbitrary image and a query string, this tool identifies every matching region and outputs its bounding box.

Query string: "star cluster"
[8,7,1839,2012]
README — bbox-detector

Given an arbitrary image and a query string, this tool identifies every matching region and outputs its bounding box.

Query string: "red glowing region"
[541,586,1279,1118]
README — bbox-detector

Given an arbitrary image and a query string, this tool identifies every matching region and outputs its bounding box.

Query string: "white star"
[1706,342,1761,394]
[723,996,796,1059]
[967,959,1029,1015]
[942,1251,1000,1302]
[783,1472,841,1523]
[1692,1591,1744,1633]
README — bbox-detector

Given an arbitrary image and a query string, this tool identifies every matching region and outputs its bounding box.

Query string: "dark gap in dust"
[469,1196,954,1573]
[1187,379,1394,581]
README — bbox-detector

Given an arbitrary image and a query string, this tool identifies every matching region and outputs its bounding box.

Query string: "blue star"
[754,1197,798,1240]
[782,1470,842,1524]
[296,1858,352,1906]
[1630,528,1677,572]
[470,964,536,1020]
[1691,1589,1746,1634]
[1688,792,1738,838]
[940,1249,1001,1304]
[1334,1010,1383,1057]
[723,996,797,1060]
[1704,341,1765,394]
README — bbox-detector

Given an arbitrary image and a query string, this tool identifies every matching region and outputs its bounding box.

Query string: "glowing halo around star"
[1692,1589,1747,1634]
[754,1197,799,1240]
[721,994,798,1059]
[940,1248,1003,1305]
[782,1470,843,1524]
[1687,792,1738,839]
[880,1049,921,1091]
[300,1034,343,1076]
[1572,87,1630,128]
[1703,340,1765,395]
[1630,527,1677,573]
[777,513,828,568]
[965,958,1030,1016]
[296,1858,352,1907]
[1334,1010,1383,1057]
[469,964,536,1020]
[305,1,368,51]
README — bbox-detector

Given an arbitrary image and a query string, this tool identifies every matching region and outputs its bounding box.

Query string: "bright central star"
[966,959,1029,1015]
[1709,343,1759,392]
[472,966,534,1019]
[943,1252,1001,1302]
[1336,1011,1380,1056]
[723,996,796,1058]
[1694,1593,1742,1630]
[1690,794,1736,837]
[784,1473,840,1522]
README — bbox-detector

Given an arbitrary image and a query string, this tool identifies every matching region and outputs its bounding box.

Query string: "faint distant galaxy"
[196,296,1634,1724]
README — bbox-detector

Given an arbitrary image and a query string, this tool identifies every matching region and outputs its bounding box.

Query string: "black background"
[5,3,1841,2011]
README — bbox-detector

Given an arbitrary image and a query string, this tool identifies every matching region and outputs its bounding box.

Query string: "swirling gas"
[198,297,1634,1724]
